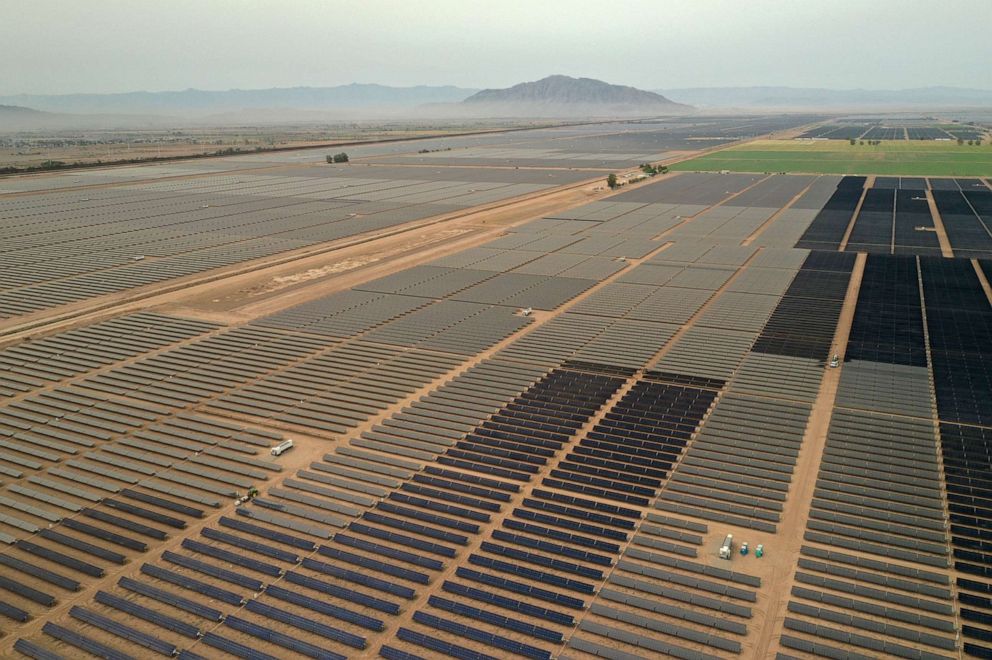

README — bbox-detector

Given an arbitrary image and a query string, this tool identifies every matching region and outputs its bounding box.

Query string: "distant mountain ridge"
[460,75,692,117]
[0,104,46,115]
[657,86,992,108]
[0,104,76,130]
[0,84,479,116]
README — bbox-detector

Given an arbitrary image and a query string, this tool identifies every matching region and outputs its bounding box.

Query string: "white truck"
[719,534,734,560]
[270,439,294,456]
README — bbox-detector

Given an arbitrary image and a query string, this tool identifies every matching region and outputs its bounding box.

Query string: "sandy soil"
[748,252,866,657]
[838,175,873,252]
[926,189,955,257]
[974,259,992,304]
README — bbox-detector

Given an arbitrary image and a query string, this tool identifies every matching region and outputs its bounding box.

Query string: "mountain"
[459,75,692,117]
[0,104,181,131]
[0,104,45,115]
[656,86,992,109]
[0,104,65,130]
[0,84,479,117]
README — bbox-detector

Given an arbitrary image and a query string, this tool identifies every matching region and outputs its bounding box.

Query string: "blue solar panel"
[412,611,552,660]
[428,595,563,643]
[522,496,635,529]
[201,527,300,563]
[364,511,469,545]
[0,600,29,622]
[182,538,282,577]
[104,498,186,529]
[0,574,55,607]
[13,638,63,660]
[15,539,105,577]
[224,615,349,659]
[423,466,519,492]
[479,541,603,580]
[389,492,491,523]
[219,515,316,551]
[437,455,531,481]
[469,554,596,594]
[377,500,480,533]
[162,550,264,591]
[139,564,244,606]
[442,580,574,625]
[317,545,429,584]
[401,481,502,512]
[83,508,167,540]
[491,529,612,566]
[379,645,426,660]
[513,508,628,541]
[333,533,444,571]
[349,521,457,558]
[176,651,208,660]
[119,576,224,620]
[200,631,280,660]
[542,477,650,506]
[455,567,585,609]
[0,554,80,591]
[283,571,400,615]
[502,518,619,553]
[265,584,384,631]
[245,599,366,649]
[94,590,200,639]
[61,519,147,552]
[302,557,416,598]
[121,488,203,518]
[70,605,177,657]
[42,622,134,660]
[412,474,512,502]
[396,626,498,660]
[36,530,125,565]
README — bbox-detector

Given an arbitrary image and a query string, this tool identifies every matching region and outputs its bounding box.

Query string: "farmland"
[671,138,992,176]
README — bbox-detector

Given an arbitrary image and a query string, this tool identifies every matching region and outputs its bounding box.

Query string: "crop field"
[0,119,991,659]
[671,139,992,176]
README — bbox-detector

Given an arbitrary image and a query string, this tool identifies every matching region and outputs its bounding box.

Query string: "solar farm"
[797,120,987,142]
[0,116,990,660]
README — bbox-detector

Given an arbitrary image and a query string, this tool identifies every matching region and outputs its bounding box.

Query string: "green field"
[672,139,992,176]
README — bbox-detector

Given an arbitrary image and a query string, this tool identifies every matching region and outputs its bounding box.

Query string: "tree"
[334,152,350,163]
[850,138,856,146]
[326,155,333,164]
[957,138,964,146]
[607,173,618,190]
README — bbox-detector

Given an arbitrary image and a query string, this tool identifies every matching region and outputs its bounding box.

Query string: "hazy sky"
[4,0,990,95]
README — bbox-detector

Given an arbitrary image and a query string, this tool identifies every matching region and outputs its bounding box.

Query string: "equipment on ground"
[718,534,734,560]
[271,439,294,456]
